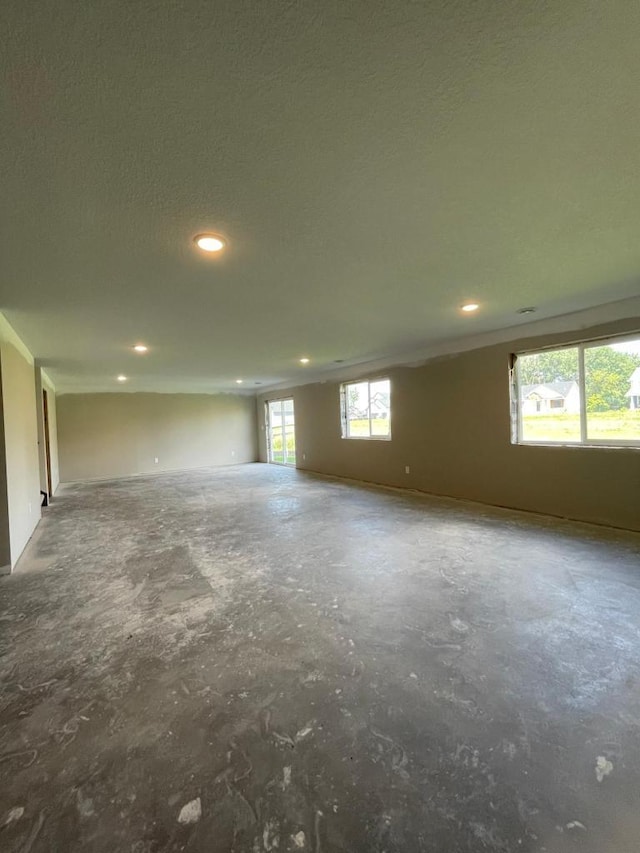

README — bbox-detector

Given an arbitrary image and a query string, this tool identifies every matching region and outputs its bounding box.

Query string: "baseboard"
[0,564,11,576]
[297,467,640,536]
[60,460,255,486]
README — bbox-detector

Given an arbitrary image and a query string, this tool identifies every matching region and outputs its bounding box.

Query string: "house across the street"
[521,380,580,414]
[627,367,640,410]
[370,389,390,419]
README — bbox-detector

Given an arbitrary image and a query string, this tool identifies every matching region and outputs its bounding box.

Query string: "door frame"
[42,389,53,497]
[265,397,296,467]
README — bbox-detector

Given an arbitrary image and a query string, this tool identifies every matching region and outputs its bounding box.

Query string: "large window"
[341,378,391,439]
[512,334,640,446]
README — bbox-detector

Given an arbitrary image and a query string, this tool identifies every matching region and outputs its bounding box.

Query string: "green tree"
[518,344,640,411]
[585,347,640,412]
[518,348,579,385]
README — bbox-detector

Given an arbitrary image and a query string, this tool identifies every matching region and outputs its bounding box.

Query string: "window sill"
[515,440,640,450]
[341,435,392,442]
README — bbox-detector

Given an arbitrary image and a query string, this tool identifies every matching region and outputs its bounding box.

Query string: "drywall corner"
[0,360,11,570]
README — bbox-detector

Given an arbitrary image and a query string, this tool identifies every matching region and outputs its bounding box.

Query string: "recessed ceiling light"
[194,233,226,253]
[461,302,480,313]
[133,344,148,353]
[235,379,243,384]
[299,357,310,365]
[516,306,537,315]
[117,375,127,382]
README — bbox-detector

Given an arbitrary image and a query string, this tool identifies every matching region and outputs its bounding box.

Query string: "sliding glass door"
[267,399,296,466]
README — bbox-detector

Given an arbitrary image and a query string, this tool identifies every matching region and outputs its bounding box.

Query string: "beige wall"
[0,341,41,566]
[57,392,258,482]
[257,317,640,532]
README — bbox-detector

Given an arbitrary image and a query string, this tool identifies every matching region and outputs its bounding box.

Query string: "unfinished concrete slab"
[1,463,639,852]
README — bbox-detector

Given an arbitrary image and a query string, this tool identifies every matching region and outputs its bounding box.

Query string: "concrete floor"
[1,465,640,852]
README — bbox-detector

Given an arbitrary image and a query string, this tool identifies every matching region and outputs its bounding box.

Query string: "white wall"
[564,383,580,414]
[0,314,60,570]
[0,336,41,567]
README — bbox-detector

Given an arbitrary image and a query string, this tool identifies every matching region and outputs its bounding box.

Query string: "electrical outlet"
[405,466,410,474]
[28,501,32,514]
[154,457,159,464]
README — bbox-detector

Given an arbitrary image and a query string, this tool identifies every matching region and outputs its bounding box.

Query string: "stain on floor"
[1,463,640,851]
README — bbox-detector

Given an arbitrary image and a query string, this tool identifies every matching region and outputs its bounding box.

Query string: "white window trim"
[340,378,392,441]
[512,331,640,448]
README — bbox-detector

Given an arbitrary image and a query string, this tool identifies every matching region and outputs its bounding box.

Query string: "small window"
[511,334,640,446]
[341,378,391,439]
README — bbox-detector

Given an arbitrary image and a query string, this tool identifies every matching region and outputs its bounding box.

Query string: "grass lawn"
[522,410,640,442]
[270,428,295,464]
[270,410,638,454]
[347,418,390,437]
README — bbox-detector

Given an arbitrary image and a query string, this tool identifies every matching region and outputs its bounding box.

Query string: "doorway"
[42,389,53,498]
[267,399,296,466]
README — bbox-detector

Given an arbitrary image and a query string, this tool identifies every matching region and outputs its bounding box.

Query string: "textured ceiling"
[1,0,640,393]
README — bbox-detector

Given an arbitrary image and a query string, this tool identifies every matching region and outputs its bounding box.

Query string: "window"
[511,334,640,446]
[341,378,391,439]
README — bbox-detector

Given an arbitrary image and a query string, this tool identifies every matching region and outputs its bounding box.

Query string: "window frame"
[512,331,640,448]
[340,377,392,441]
